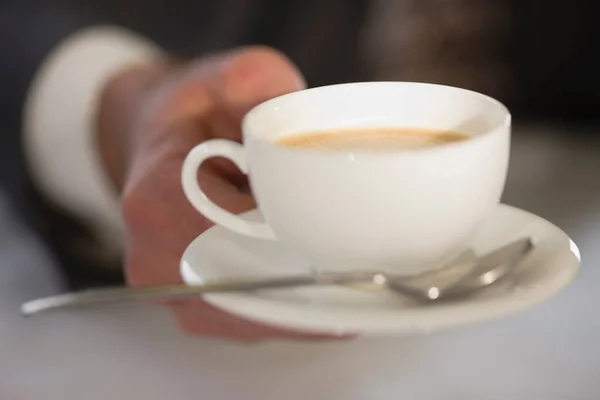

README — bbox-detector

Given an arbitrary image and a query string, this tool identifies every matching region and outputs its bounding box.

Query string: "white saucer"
[180,204,580,336]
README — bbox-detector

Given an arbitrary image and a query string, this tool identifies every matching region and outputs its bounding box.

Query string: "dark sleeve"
[0,5,124,288]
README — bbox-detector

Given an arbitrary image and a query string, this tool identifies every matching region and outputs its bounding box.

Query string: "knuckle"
[237,45,290,64]
[220,47,305,102]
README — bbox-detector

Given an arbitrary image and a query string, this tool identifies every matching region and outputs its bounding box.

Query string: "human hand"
[98,47,338,341]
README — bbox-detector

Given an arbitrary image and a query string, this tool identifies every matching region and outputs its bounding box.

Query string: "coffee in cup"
[277,127,469,151]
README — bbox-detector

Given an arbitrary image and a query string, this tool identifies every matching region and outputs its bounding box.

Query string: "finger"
[192,111,252,192]
[200,46,306,185]
[145,46,304,179]
[125,236,185,285]
[212,46,306,122]
[158,46,305,142]
[157,118,255,213]
[127,155,254,244]
[145,48,297,189]
[203,157,253,196]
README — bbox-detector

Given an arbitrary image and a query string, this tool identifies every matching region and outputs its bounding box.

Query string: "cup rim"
[241,81,511,157]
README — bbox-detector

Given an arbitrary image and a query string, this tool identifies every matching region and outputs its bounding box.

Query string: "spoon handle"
[20,273,370,317]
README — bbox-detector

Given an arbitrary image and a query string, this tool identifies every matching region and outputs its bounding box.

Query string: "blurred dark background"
[2,0,599,123]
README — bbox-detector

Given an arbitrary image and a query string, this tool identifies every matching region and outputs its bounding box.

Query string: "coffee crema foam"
[277,127,469,152]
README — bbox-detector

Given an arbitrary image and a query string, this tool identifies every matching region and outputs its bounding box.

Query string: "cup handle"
[181,139,276,240]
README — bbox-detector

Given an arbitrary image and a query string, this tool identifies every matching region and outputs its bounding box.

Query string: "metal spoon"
[385,238,534,301]
[20,238,533,317]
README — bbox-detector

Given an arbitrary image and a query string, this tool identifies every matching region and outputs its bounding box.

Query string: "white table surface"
[2,125,599,400]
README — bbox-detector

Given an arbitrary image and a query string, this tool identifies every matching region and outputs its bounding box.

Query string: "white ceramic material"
[182,82,511,274]
[180,204,580,336]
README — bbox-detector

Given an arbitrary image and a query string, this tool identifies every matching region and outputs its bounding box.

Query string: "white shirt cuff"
[23,26,164,260]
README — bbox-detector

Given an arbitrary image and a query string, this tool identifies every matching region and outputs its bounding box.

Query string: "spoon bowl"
[384,238,534,301]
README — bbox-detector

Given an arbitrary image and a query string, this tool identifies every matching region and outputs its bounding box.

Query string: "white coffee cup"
[182,82,510,275]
